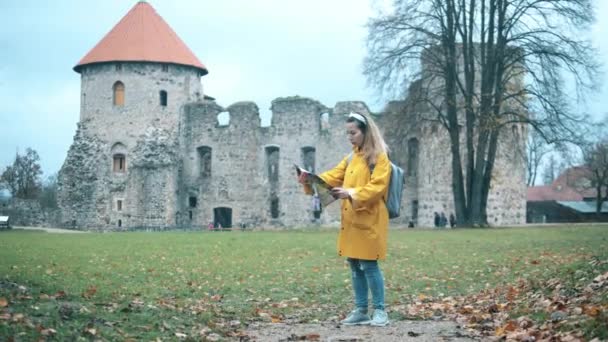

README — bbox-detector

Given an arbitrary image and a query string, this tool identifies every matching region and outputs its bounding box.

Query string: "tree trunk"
[445,0,469,225]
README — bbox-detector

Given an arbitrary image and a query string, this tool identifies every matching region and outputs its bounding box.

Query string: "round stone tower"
[58,1,209,230]
[74,0,207,140]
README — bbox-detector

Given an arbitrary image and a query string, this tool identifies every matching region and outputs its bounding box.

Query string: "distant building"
[527,166,608,223]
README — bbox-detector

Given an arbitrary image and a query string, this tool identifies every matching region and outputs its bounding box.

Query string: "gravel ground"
[244,320,478,341]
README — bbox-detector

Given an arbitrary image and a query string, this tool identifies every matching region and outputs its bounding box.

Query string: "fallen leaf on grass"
[37,325,57,336]
[583,305,601,317]
[54,290,67,299]
[82,286,97,299]
[83,327,97,336]
[495,320,517,336]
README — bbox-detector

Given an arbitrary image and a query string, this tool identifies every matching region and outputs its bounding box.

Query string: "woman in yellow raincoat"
[299,112,391,327]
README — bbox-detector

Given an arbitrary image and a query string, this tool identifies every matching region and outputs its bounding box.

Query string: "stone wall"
[179,97,357,228]
[56,60,527,230]
[1,199,60,228]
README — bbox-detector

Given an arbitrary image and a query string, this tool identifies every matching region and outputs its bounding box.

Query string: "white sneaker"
[340,308,371,326]
[370,309,389,326]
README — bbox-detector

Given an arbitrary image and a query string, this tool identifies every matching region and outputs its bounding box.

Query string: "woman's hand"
[330,187,351,199]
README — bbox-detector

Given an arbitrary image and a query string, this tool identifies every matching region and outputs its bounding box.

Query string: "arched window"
[160,90,168,107]
[111,143,127,173]
[113,81,125,106]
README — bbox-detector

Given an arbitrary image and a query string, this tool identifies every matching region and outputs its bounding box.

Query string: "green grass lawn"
[1,226,607,340]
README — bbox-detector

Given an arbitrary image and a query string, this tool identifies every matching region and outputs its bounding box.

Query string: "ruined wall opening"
[113,154,126,173]
[160,90,168,107]
[118,219,122,227]
[116,199,123,211]
[301,146,316,173]
[270,195,280,219]
[197,146,212,178]
[407,138,419,176]
[189,196,197,208]
[111,142,127,173]
[214,207,232,228]
[217,111,230,126]
[265,146,280,182]
[320,112,330,131]
[412,200,419,224]
[113,81,125,107]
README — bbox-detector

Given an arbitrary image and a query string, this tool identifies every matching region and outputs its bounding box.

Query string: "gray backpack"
[347,153,405,219]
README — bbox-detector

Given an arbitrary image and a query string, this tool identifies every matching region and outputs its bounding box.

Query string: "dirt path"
[243,320,478,341]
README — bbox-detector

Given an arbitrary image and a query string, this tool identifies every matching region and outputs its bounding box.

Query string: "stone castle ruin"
[57,2,526,230]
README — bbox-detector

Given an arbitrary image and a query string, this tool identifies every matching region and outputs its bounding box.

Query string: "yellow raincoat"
[313,149,391,260]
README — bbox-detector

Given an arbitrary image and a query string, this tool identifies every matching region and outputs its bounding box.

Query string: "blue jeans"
[347,258,385,311]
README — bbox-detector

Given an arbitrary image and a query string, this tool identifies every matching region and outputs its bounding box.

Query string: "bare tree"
[0,148,43,199]
[583,141,608,216]
[526,128,549,186]
[541,154,564,185]
[579,118,608,216]
[365,0,599,225]
[39,173,58,209]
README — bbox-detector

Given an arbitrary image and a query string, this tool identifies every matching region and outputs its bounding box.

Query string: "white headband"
[348,112,367,125]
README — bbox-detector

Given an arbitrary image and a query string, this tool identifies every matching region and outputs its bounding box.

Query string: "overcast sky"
[0,0,607,178]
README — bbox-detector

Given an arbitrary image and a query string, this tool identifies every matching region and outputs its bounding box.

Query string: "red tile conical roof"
[74,1,207,75]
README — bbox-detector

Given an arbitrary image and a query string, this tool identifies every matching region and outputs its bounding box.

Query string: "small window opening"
[301,146,316,173]
[189,196,197,208]
[113,81,125,106]
[113,154,126,172]
[265,146,280,182]
[118,219,122,227]
[117,200,123,211]
[407,138,419,176]
[270,196,280,219]
[160,90,168,107]
[189,211,193,220]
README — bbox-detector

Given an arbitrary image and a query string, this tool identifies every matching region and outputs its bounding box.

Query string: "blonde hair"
[347,112,389,165]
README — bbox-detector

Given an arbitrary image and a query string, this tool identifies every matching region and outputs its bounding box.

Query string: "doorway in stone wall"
[213,207,232,229]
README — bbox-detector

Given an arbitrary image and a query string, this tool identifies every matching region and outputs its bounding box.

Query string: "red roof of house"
[74,1,207,74]
[526,185,583,202]
[527,166,597,201]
